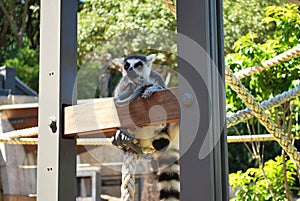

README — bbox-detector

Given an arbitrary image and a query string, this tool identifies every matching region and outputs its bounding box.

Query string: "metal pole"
[37,0,77,200]
[177,0,228,200]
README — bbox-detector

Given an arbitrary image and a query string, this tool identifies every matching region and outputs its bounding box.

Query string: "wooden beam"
[0,103,38,130]
[0,88,179,138]
[64,87,179,137]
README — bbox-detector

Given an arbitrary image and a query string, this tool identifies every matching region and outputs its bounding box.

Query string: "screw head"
[182,92,194,106]
[48,116,57,133]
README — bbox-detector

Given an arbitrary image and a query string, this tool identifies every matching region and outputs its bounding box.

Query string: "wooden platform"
[0,88,179,138]
[64,87,179,137]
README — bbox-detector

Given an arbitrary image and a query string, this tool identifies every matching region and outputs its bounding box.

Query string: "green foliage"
[3,38,39,92]
[229,156,298,200]
[0,0,40,63]
[223,0,284,54]
[226,4,300,172]
[78,0,177,65]
[225,3,300,114]
[77,0,177,98]
[265,4,300,45]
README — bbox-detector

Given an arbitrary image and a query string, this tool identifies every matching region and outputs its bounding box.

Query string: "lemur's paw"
[142,85,164,99]
[112,130,142,155]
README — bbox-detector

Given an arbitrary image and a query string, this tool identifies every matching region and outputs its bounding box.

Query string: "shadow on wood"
[64,87,179,137]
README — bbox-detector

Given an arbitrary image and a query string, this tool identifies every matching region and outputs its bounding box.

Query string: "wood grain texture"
[64,98,120,137]
[0,103,38,130]
[116,87,178,128]
[64,88,179,137]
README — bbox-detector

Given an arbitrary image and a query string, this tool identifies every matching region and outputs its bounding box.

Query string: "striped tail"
[157,148,180,201]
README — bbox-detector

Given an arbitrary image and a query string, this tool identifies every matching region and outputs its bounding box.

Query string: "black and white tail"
[153,123,180,201]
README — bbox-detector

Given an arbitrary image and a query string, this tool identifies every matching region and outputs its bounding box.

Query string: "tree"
[0,0,40,91]
[0,0,40,56]
[77,0,177,99]
[223,0,284,54]
[226,4,300,199]
[78,0,176,64]
[230,156,298,200]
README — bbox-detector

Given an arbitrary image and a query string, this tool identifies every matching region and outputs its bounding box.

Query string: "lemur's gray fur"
[112,54,180,201]
[114,54,165,105]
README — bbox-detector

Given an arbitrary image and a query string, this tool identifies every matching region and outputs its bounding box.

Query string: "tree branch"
[259,159,277,201]
[0,1,24,45]
[19,0,29,38]
[0,19,9,46]
[282,151,291,201]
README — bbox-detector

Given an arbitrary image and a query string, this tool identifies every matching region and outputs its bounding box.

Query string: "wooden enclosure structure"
[36,0,228,200]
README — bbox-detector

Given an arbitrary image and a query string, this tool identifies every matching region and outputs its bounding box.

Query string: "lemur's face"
[124,59,146,76]
[118,54,156,81]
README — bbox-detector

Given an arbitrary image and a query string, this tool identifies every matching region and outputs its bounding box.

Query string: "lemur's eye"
[124,62,130,70]
[134,61,143,68]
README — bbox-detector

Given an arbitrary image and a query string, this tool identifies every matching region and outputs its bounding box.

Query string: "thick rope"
[227,85,300,128]
[121,154,136,201]
[234,44,300,79]
[0,134,291,145]
[225,66,300,166]
[2,126,38,139]
[0,127,114,145]
[227,134,276,143]
[0,138,114,145]
[0,138,38,145]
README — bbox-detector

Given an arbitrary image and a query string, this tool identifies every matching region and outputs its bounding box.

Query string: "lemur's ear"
[146,54,156,63]
[113,57,126,76]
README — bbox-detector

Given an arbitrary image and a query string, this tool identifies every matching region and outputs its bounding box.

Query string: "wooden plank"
[0,88,179,137]
[2,108,38,130]
[0,103,38,130]
[116,87,178,127]
[64,98,120,137]
[64,88,179,137]
[0,103,38,110]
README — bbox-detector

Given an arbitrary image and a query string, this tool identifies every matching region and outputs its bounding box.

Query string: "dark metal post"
[177,0,228,200]
[37,0,77,200]
[0,66,16,94]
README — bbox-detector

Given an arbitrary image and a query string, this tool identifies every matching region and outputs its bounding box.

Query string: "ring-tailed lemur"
[112,53,180,201]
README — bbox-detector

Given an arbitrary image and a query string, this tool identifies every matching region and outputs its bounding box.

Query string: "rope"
[0,127,114,145]
[227,86,300,128]
[0,134,292,145]
[227,134,276,143]
[225,66,300,166]
[0,138,38,145]
[12,137,113,146]
[2,126,38,139]
[234,44,300,79]
[121,154,136,201]
[5,127,137,200]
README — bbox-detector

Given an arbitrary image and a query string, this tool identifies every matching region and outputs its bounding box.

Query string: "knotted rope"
[121,154,137,201]
[225,66,300,166]
[234,44,300,79]
[227,85,300,128]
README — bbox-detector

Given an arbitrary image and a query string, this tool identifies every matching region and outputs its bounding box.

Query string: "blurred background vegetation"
[1,0,300,199]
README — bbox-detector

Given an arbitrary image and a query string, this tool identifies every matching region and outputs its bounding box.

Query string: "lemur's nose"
[128,66,133,71]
